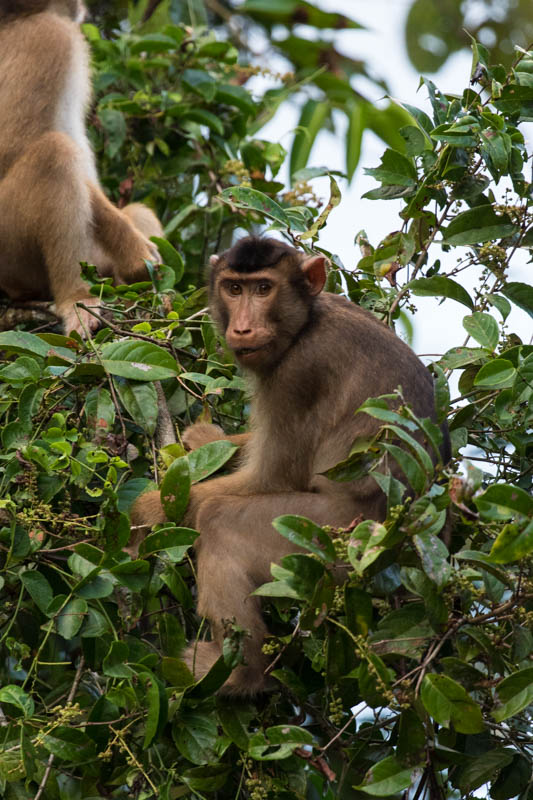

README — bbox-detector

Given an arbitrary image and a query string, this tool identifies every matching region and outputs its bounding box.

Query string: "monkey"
[0,0,162,336]
[131,236,444,695]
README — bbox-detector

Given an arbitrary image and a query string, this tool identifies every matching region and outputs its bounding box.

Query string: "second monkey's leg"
[0,132,100,335]
[185,490,359,694]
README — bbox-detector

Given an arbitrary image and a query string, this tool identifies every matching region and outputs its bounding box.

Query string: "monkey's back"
[0,9,94,180]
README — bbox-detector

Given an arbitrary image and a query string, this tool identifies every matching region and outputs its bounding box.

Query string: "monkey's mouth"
[235,345,268,360]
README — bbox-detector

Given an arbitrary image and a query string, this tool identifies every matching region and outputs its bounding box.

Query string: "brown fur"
[131,237,439,695]
[0,0,163,335]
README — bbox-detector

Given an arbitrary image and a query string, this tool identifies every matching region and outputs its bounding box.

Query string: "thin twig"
[34,655,85,800]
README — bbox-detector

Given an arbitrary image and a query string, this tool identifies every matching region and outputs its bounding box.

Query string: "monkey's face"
[212,267,309,371]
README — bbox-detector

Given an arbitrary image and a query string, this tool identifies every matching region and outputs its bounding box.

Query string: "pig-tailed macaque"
[0,0,162,336]
[131,236,443,695]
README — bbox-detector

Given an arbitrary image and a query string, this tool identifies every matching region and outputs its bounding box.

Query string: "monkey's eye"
[228,283,242,296]
[256,282,272,296]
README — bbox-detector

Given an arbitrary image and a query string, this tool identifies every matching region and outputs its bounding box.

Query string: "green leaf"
[56,598,87,639]
[474,359,516,387]
[492,667,533,721]
[443,205,518,245]
[413,531,451,589]
[20,570,53,614]
[355,756,414,796]
[0,685,34,718]
[215,83,256,116]
[188,440,237,483]
[110,560,150,591]
[98,108,126,158]
[114,379,158,436]
[248,725,313,761]
[409,276,474,309]
[219,186,292,228]
[160,456,190,522]
[173,712,218,765]
[42,727,96,763]
[348,520,389,575]
[365,148,416,186]
[272,515,336,562]
[456,748,514,794]
[0,331,51,358]
[381,443,427,494]
[421,673,485,733]
[501,281,533,318]
[486,293,511,320]
[103,641,134,678]
[100,341,179,380]
[139,526,198,559]
[474,483,533,520]
[439,346,488,369]
[488,520,533,563]
[151,237,184,282]
[181,765,231,793]
[290,99,330,179]
[139,671,163,748]
[346,100,365,180]
[463,312,499,350]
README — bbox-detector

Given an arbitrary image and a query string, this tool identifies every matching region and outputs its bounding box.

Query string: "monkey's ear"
[209,254,220,267]
[302,255,327,296]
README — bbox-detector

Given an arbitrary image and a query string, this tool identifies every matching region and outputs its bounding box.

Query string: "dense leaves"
[0,10,532,800]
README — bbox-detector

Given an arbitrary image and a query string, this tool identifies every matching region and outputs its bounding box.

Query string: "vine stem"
[34,655,85,800]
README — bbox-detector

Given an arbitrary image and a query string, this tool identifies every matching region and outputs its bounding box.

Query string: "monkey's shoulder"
[318,292,405,342]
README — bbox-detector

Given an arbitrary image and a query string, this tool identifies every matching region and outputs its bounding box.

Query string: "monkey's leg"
[0,132,100,335]
[185,490,359,694]
[89,187,161,283]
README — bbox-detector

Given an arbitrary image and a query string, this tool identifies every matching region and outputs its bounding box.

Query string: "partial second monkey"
[0,0,163,336]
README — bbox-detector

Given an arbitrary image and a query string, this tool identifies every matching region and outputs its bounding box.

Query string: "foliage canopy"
[0,6,532,800]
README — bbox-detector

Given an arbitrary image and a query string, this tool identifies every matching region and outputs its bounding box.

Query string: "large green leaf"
[219,186,293,228]
[492,667,533,721]
[187,440,237,483]
[409,276,474,309]
[421,673,485,733]
[0,686,34,718]
[463,312,499,350]
[290,99,330,179]
[160,456,191,522]
[100,341,179,380]
[443,206,518,245]
[355,756,414,796]
[248,725,313,761]
[272,515,336,561]
[114,379,158,436]
[501,281,533,317]
[474,359,516,387]
[488,520,533,563]
[474,483,533,520]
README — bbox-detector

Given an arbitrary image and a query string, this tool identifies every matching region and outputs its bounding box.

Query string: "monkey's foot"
[184,641,273,697]
[182,422,226,451]
[57,297,102,337]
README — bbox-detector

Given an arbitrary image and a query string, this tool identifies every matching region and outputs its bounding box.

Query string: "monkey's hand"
[57,297,102,337]
[182,423,226,451]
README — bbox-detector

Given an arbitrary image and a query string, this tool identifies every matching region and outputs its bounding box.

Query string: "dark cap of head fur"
[221,236,295,273]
